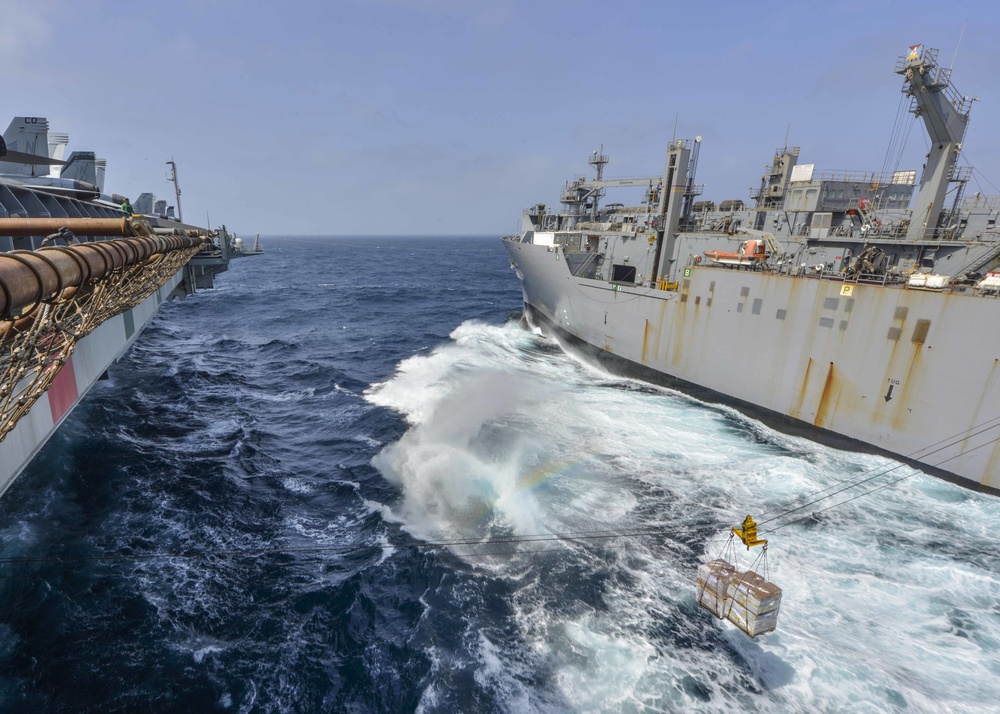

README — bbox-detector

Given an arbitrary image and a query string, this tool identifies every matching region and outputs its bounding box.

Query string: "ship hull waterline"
[505,238,1000,495]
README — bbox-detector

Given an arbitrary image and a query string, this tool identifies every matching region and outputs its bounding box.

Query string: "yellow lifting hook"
[732,515,767,549]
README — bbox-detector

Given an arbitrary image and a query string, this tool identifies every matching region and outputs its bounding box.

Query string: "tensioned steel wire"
[880,92,911,182]
[2,402,1000,573]
[0,518,726,572]
[749,413,1000,535]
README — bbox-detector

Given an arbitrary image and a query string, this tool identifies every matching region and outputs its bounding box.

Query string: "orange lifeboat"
[703,239,766,267]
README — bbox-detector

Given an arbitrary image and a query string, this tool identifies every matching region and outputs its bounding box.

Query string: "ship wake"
[368,319,1000,712]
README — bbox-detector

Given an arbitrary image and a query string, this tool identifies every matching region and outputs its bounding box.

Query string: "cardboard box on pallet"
[698,587,727,618]
[697,560,735,594]
[696,559,736,619]
[725,570,782,637]
[726,600,780,637]
[727,572,782,616]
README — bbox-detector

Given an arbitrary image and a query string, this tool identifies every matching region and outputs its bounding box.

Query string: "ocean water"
[0,235,998,713]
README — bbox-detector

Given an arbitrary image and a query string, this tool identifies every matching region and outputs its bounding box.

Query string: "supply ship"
[0,116,259,498]
[504,44,1000,493]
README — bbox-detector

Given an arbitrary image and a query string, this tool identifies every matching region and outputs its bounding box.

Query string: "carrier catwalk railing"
[0,216,210,444]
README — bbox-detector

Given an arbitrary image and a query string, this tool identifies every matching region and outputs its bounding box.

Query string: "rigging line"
[448,537,699,561]
[8,422,998,576]
[881,93,909,180]
[40,408,994,573]
[0,520,728,568]
[755,411,1000,529]
[950,20,968,71]
[972,172,986,197]
[22,423,997,574]
[754,423,993,532]
[971,166,1000,195]
[7,430,995,582]
[959,156,987,197]
[891,115,918,178]
[700,421,1000,544]
[907,417,1000,461]
[754,460,910,529]
[752,413,1000,523]
[0,537,701,588]
[0,531,718,583]
[416,523,722,548]
[761,428,1000,538]
[765,471,919,535]
[924,423,1000,470]
[885,105,906,176]
[10,423,1000,572]
[754,460,908,522]
[879,97,899,179]
[886,93,911,178]
[750,459,894,520]
[883,117,913,177]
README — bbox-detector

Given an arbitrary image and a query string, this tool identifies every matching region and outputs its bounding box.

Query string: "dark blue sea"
[0,236,998,713]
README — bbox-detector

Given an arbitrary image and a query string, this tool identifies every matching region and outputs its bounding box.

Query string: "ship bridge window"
[611,264,637,284]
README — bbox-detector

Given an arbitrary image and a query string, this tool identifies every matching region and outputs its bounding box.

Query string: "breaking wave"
[368,318,1000,713]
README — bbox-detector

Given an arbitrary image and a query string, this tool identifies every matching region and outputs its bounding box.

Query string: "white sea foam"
[239,386,318,404]
[281,477,314,494]
[370,319,1000,712]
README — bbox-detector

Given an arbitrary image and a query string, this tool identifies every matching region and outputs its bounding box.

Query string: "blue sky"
[3,0,998,236]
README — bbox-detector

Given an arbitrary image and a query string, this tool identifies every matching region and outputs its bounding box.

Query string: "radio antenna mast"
[950,19,968,70]
[166,159,183,223]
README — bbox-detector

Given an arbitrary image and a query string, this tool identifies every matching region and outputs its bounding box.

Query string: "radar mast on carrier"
[166,159,183,223]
